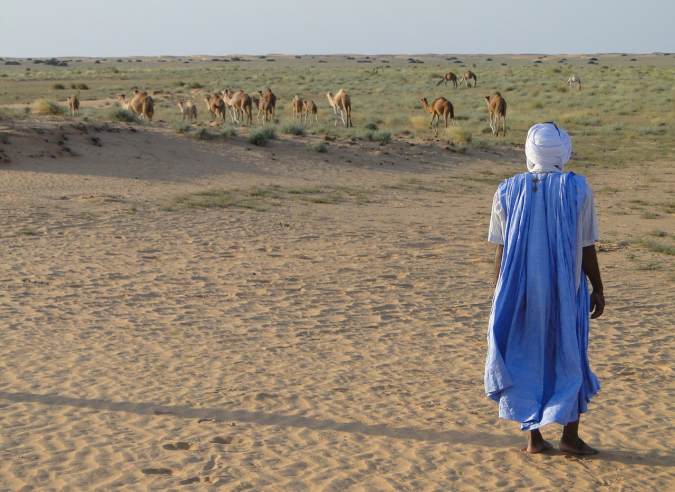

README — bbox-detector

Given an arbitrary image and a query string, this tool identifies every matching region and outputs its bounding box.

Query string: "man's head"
[525,123,572,173]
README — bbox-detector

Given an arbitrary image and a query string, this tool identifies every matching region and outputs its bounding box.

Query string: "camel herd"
[60,71,584,140]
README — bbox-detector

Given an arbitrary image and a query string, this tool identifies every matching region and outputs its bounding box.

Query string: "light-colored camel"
[458,71,478,88]
[227,90,252,126]
[67,95,80,117]
[419,97,455,136]
[485,92,507,137]
[177,100,197,123]
[303,100,318,125]
[116,92,154,121]
[436,72,458,88]
[291,95,303,121]
[220,90,239,123]
[326,89,353,127]
[563,74,582,90]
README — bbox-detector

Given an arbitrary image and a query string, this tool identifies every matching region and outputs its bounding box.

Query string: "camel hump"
[494,92,502,97]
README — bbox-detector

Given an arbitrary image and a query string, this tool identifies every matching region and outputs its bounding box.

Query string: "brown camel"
[291,95,303,121]
[419,97,455,136]
[260,89,276,121]
[116,92,154,121]
[436,72,458,88]
[177,100,197,123]
[255,90,275,125]
[458,71,478,88]
[326,89,352,127]
[208,93,226,122]
[303,100,318,125]
[67,95,80,117]
[485,92,507,137]
[204,97,216,120]
[220,90,238,123]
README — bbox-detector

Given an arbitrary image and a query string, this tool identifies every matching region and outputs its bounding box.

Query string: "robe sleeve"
[488,190,506,245]
[579,185,598,247]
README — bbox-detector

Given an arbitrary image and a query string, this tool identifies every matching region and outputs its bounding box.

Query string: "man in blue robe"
[485,123,605,455]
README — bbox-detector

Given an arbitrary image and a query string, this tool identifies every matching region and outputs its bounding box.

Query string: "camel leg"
[429,115,437,136]
[443,115,448,134]
[340,108,346,127]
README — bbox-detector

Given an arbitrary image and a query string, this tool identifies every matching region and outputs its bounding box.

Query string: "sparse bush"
[456,144,469,154]
[471,138,489,150]
[364,122,378,131]
[248,129,269,146]
[282,123,305,136]
[220,126,237,138]
[188,82,203,89]
[258,126,277,140]
[31,98,63,115]
[446,127,472,143]
[70,83,88,90]
[171,81,185,87]
[50,83,65,90]
[190,127,215,140]
[308,142,328,153]
[171,121,191,134]
[107,108,138,122]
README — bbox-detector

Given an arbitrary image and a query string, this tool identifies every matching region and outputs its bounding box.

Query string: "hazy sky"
[1,0,672,57]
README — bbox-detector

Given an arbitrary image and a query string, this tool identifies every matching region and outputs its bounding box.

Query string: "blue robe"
[485,172,600,430]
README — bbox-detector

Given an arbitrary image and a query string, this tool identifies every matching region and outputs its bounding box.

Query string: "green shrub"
[190,127,215,140]
[220,125,237,138]
[363,122,378,131]
[308,142,329,153]
[107,108,138,122]
[31,98,63,115]
[282,123,305,136]
[171,121,191,133]
[248,129,269,146]
[50,83,65,90]
[171,81,185,87]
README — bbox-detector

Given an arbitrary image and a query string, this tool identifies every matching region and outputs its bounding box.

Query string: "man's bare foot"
[559,438,598,455]
[522,440,553,454]
[522,430,553,454]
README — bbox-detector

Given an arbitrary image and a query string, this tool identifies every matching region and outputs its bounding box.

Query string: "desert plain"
[1,53,675,491]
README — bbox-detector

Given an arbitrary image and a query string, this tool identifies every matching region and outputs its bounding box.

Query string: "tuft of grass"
[70,83,89,90]
[650,230,668,237]
[282,123,305,136]
[220,125,237,138]
[190,127,215,140]
[636,261,663,271]
[641,211,659,219]
[17,228,37,236]
[107,108,138,122]
[248,129,269,146]
[308,142,328,153]
[302,193,342,204]
[171,121,191,134]
[188,82,203,89]
[360,129,391,144]
[446,127,472,143]
[636,239,675,256]
[471,138,489,150]
[363,122,379,131]
[31,98,62,115]
[50,83,65,90]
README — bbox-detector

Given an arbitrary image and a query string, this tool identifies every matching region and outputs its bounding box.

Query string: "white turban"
[525,123,572,173]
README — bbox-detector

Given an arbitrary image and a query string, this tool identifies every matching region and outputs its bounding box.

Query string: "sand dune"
[1,119,674,490]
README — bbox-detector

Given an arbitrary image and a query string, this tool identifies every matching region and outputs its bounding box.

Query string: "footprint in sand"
[211,435,243,444]
[179,477,212,485]
[163,442,197,451]
[142,468,173,475]
[203,454,218,471]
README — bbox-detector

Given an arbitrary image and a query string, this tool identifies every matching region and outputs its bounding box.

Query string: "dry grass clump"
[107,108,138,122]
[446,127,472,143]
[307,142,329,153]
[31,98,63,115]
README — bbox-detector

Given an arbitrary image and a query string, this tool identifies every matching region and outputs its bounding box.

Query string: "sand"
[1,118,674,491]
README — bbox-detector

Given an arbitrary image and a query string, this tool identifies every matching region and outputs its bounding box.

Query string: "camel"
[67,95,79,117]
[485,92,507,137]
[419,97,455,136]
[260,89,276,121]
[436,72,458,88]
[326,89,352,127]
[255,90,275,125]
[303,100,318,125]
[458,71,478,88]
[563,74,582,90]
[177,100,197,124]
[116,92,154,121]
[208,93,226,122]
[204,97,216,120]
[220,90,238,123]
[226,90,252,126]
[291,95,303,121]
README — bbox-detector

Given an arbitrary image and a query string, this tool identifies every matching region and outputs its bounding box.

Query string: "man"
[485,123,605,455]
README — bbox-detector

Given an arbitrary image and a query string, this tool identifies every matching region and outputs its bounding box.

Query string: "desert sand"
[1,118,674,491]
